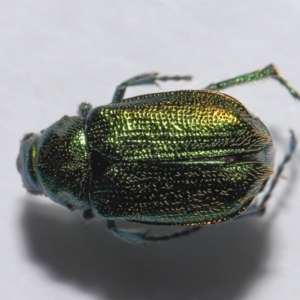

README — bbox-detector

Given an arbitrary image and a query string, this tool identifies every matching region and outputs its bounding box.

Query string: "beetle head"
[17,132,43,195]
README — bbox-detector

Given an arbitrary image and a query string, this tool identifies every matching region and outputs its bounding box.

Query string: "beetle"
[17,64,299,244]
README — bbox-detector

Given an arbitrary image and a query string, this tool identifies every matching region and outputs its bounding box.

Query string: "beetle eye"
[22,133,34,142]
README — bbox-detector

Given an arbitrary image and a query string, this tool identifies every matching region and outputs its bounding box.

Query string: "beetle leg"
[82,208,94,221]
[137,226,202,244]
[106,220,149,244]
[78,102,93,118]
[204,64,300,100]
[112,73,192,103]
[236,130,297,219]
[107,220,201,244]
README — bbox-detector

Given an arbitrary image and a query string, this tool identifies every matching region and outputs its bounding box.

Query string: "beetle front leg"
[107,220,202,244]
[112,73,192,103]
[204,64,300,100]
[236,130,297,220]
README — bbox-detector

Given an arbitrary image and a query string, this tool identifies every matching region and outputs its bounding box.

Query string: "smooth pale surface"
[1,1,300,300]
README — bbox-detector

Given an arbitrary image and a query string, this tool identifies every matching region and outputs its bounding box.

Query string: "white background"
[1,1,300,300]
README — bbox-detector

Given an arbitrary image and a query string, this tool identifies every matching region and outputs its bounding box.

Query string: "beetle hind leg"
[204,64,300,100]
[236,130,297,219]
[106,220,201,244]
[112,73,192,103]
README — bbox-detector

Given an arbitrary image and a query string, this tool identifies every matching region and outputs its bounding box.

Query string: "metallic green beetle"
[17,64,299,243]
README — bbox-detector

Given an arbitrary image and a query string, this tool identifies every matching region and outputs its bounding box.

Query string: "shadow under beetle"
[17,64,299,244]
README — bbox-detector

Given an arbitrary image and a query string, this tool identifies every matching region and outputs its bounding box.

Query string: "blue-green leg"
[236,130,297,220]
[205,64,300,100]
[112,73,192,103]
[107,220,201,244]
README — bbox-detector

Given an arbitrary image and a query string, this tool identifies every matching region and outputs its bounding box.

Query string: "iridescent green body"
[17,65,299,243]
[87,90,273,225]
